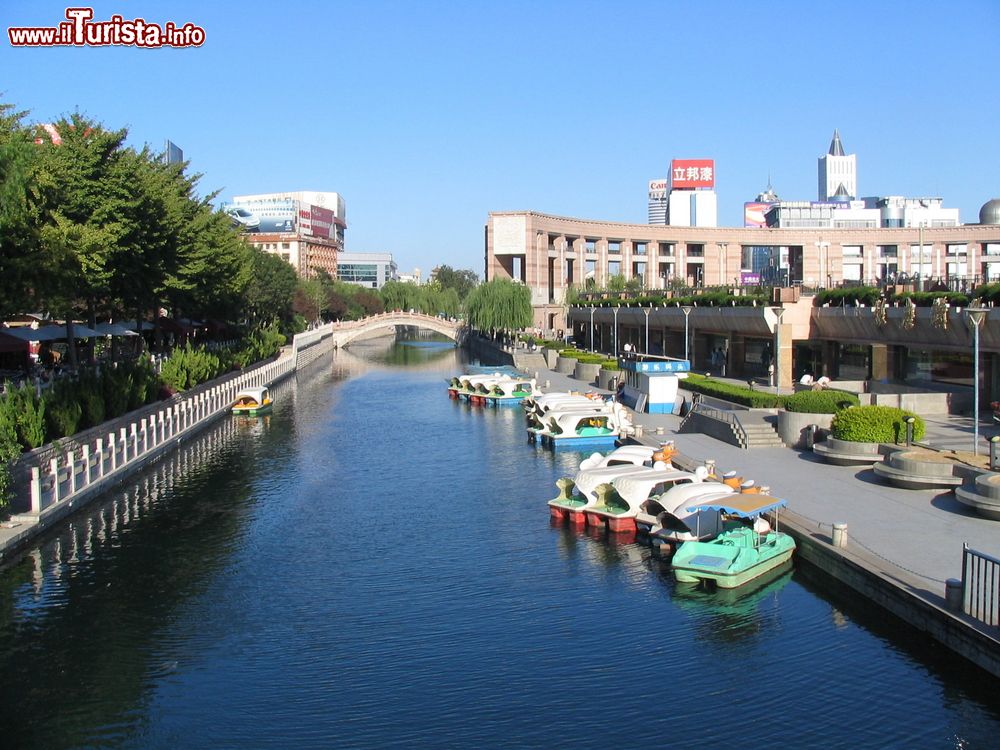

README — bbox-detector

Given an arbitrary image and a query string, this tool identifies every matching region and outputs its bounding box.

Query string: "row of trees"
[0,101,301,358]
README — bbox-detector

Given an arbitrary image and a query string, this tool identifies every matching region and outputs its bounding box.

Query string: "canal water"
[2,336,999,749]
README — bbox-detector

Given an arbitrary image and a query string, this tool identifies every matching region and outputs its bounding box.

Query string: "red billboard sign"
[671,159,715,189]
[298,204,335,239]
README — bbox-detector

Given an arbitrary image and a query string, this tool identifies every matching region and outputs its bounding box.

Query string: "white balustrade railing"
[20,332,308,519]
[16,314,455,521]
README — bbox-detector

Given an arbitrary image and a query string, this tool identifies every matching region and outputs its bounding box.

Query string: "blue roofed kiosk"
[617,354,689,414]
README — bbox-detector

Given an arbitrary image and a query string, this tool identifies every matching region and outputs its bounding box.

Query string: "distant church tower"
[818,129,857,201]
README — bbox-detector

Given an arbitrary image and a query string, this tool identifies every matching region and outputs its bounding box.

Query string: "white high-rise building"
[648,179,668,224]
[818,130,857,201]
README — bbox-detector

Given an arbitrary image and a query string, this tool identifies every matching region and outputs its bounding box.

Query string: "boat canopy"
[579,445,654,471]
[686,495,788,517]
[235,386,269,402]
[613,467,698,505]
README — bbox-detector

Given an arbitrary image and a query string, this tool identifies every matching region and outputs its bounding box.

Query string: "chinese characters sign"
[671,159,715,189]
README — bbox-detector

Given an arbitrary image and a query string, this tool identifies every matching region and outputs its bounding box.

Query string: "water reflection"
[669,561,793,646]
[1,338,999,749]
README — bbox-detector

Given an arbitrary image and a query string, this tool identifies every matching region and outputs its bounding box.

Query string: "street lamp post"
[613,306,621,356]
[681,305,694,363]
[916,222,925,292]
[771,306,786,393]
[643,305,651,354]
[967,307,989,456]
[589,306,595,352]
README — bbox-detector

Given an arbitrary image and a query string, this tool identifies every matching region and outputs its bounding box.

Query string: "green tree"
[293,277,326,321]
[464,278,532,332]
[0,101,45,318]
[433,265,478,300]
[243,248,297,327]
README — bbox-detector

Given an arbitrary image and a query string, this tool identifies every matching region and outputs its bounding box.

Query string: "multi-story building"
[485,200,1000,395]
[336,252,398,289]
[818,129,857,201]
[485,202,1000,334]
[647,179,668,224]
[226,191,347,278]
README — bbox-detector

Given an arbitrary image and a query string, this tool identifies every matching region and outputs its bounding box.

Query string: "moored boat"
[232,386,273,416]
[479,376,539,405]
[448,373,506,400]
[584,465,709,533]
[641,482,739,553]
[577,444,657,471]
[529,402,633,447]
[671,495,796,589]
[548,458,661,525]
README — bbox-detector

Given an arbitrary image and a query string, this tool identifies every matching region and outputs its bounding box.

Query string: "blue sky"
[3,0,999,276]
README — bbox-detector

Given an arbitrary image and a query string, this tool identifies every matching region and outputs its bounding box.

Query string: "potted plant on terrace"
[813,405,924,465]
[777,389,860,448]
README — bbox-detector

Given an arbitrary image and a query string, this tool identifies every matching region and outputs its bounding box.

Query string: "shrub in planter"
[682,374,783,408]
[600,359,619,371]
[783,389,859,414]
[830,405,925,443]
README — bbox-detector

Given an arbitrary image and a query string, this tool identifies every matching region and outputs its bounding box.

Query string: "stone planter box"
[555,355,577,374]
[598,368,619,390]
[873,449,964,490]
[956,472,1000,520]
[573,361,601,384]
[812,436,884,465]
[778,410,835,449]
[543,349,560,368]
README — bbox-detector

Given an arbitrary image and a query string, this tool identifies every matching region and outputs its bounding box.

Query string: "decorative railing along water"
[962,543,1000,627]
[9,313,461,525]
[13,322,338,523]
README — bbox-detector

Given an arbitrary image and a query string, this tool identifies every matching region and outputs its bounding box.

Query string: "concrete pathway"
[533,367,1000,594]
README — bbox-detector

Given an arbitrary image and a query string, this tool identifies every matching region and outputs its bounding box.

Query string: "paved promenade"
[534,368,1000,600]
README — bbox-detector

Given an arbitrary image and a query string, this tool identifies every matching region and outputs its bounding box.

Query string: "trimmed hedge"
[599,359,619,371]
[681,375,860,412]
[683,374,783,408]
[830,405,925,443]
[783,389,859,414]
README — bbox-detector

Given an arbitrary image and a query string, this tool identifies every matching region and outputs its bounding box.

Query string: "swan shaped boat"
[231,386,273,416]
[584,465,708,533]
[548,445,660,524]
[528,402,633,447]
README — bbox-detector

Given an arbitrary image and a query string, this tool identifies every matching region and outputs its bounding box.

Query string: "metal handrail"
[687,401,750,448]
[962,543,1000,627]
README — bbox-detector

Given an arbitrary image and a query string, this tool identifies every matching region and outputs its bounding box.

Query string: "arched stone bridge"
[327,311,465,348]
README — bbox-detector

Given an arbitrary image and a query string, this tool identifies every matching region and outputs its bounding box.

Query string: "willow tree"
[463,278,531,334]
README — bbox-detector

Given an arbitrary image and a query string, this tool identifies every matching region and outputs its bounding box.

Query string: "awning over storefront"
[0,331,29,352]
[93,323,140,337]
[0,324,100,342]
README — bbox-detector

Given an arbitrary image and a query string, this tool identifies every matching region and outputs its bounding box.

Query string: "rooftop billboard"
[671,159,715,189]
